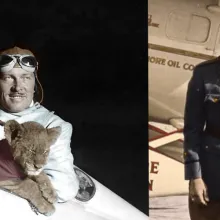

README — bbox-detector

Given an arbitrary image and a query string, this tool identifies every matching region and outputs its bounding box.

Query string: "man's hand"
[189,178,209,206]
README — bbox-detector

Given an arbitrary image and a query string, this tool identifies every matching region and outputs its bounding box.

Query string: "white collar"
[29,100,34,107]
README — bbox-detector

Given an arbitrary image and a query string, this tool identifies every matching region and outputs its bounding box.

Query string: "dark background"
[0,0,147,215]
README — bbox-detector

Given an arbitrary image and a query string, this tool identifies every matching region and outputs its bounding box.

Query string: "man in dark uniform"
[184,57,220,220]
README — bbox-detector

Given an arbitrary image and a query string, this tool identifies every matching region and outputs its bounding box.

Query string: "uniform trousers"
[189,196,220,220]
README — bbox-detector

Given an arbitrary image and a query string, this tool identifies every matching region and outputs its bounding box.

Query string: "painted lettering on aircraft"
[149,161,160,191]
[148,55,196,71]
[148,14,159,28]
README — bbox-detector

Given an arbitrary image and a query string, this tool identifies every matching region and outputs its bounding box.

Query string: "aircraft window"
[166,11,210,43]
[186,15,210,42]
[166,11,190,40]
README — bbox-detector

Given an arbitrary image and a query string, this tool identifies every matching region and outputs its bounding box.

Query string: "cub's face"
[13,130,51,175]
[4,120,61,176]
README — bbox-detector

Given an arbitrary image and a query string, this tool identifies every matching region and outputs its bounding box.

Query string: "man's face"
[0,68,35,113]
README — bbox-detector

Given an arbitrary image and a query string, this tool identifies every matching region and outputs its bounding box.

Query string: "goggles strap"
[34,70,43,104]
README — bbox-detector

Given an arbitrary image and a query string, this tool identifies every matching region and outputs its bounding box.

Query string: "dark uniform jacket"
[184,57,220,200]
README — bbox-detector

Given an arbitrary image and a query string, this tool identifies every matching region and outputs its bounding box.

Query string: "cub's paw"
[39,183,58,204]
[43,190,58,204]
[36,202,55,216]
[44,208,55,216]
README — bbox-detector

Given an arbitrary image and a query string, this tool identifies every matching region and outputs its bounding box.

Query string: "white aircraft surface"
[149,0,220,197]
[0,166,147,219]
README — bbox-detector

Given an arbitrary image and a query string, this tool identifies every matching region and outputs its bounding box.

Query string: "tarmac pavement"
[149,195,190,220]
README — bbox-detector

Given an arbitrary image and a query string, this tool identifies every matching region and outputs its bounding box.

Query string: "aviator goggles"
[0,54,38,73]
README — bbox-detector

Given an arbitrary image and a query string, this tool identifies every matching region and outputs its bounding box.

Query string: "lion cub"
[0,120,61,216]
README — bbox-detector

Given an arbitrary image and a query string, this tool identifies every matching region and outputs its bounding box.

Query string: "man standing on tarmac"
[184,57,220,220]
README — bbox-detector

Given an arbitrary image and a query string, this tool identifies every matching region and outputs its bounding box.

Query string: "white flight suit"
[0,102,148,220]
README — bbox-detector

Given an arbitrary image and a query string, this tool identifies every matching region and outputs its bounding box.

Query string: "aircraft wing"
[149,122,188,197]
